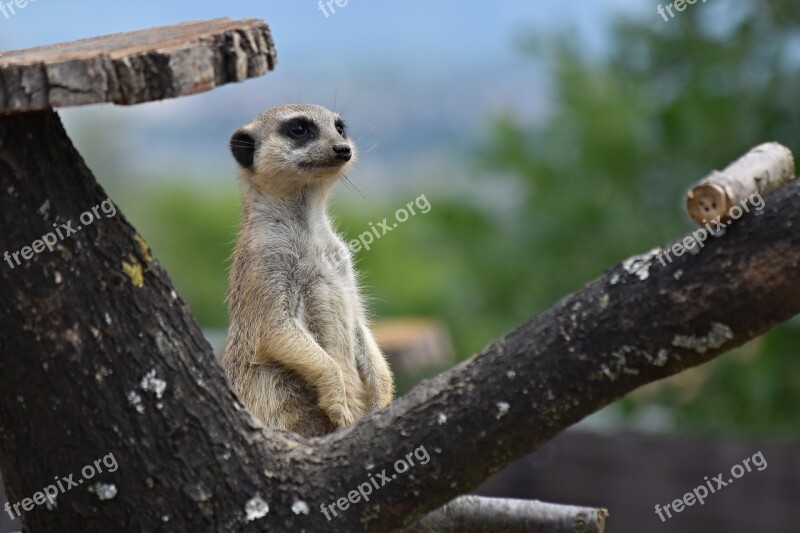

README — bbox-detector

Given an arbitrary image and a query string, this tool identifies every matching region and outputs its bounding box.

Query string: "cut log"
[685,142,794,224]
[0,18,277,115]
[407,496,607,533]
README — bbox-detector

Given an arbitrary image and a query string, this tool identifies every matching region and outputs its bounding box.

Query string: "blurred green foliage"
[121,1,800,437]
[452,0,800,437]
[121,185,239,328]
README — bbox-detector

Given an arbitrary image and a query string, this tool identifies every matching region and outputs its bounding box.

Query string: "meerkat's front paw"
[371,390,394,410]
[367,372,395,410]
[326,401,355,428]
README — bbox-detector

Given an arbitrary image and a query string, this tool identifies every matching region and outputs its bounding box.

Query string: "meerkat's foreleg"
[357,323,395,410]
[255,320,356,427]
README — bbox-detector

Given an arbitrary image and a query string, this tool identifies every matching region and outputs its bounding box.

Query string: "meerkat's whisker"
[358,143,379,155]
[341,175,367,199]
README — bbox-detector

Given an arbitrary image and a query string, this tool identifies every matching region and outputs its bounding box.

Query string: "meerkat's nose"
[332,144,352,161]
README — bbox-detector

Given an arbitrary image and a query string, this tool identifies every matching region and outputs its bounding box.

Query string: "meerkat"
[221,104,394,437]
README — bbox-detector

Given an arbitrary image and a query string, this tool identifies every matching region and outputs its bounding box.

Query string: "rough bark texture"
[686,142,794,223]
[1,111,800,532]
[406,496,607,533]
[0,18,277,115]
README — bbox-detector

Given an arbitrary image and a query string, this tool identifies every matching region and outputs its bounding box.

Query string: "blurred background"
[2,1,799,531]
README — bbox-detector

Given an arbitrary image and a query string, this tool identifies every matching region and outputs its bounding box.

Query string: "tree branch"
[312,168,800,530]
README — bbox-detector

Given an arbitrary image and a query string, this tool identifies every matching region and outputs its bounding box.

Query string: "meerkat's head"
[229,104,356,192]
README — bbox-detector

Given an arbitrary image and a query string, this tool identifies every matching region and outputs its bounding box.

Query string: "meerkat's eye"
[289,123,308,137]
[285,119,314,140]
[335,120,346,137]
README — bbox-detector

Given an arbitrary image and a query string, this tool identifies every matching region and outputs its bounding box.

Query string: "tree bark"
[1,110,799,531]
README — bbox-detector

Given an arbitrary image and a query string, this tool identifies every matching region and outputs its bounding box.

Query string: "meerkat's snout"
[229,104,356,190]
[332,144,352,162]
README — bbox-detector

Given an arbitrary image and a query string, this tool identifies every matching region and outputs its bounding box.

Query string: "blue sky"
[1,1,638,59]
[0,1,650,195]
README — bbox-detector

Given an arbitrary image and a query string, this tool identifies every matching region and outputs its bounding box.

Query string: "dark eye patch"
[279,117,317,145]
[230,130,256,168]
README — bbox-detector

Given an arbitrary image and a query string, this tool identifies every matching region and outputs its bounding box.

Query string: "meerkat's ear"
[230,129,256,169]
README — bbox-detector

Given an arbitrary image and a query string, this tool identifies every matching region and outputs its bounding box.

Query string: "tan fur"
[222,104,394,437]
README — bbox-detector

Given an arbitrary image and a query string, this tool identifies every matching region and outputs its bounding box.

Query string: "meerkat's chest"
[292,238,359,333]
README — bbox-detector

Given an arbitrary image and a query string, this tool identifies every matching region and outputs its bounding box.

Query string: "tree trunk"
[1,110,799,532]
[0,110,295,531]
